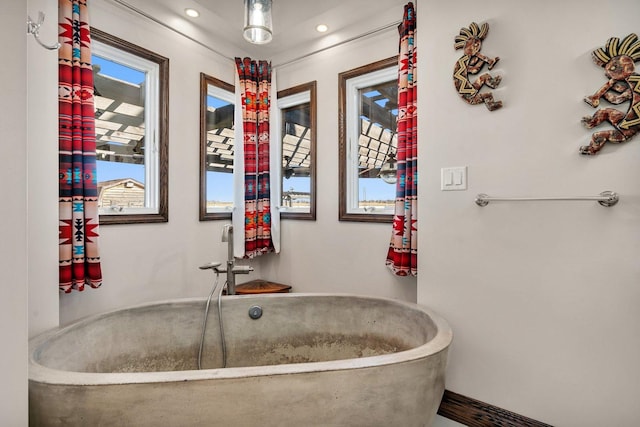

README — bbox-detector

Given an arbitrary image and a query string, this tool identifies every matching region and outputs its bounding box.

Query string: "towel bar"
[475,191,619,207]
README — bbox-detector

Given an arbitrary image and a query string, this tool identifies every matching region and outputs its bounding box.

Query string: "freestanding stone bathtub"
[29,293,452,426]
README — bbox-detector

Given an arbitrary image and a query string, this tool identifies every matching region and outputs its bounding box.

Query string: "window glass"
[200,73,235,220]
[356,80,398,212]
[92,29,168,224]
[278,81,316,220]
[339,57,398,222]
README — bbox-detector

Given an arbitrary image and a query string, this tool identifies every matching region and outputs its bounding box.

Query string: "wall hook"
[27,11,61,50]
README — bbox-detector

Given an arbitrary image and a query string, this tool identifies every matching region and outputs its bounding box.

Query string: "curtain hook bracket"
[27,11,61,50]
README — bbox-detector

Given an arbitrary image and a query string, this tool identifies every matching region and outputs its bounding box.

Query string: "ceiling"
[95,0,405,197]
[110,0,407,65]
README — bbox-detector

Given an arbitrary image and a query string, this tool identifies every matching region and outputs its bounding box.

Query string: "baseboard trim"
[437,390,554,427]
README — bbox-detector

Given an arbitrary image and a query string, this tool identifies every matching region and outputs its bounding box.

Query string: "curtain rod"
[105,0,399,69]
[273,20,401,68]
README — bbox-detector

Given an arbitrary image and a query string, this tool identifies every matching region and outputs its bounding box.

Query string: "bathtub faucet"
[218,224,253,295]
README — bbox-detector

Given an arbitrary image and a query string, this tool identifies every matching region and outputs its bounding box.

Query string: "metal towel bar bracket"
[475,191,619,207]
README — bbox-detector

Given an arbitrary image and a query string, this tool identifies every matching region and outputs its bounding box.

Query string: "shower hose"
[197,270,228,369]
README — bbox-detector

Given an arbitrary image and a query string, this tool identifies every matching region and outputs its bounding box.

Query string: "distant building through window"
[91,29,168,224]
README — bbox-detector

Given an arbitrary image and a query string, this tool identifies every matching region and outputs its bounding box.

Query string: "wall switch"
[441,166,467,191]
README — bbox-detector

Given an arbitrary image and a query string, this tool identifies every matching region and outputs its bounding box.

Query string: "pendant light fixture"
[378,152,398,184]
[243,0,273,44]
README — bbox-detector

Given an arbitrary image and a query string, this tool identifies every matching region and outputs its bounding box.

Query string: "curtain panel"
[58,0,102,292]
[234,58,275,258]
[386,2,418,277]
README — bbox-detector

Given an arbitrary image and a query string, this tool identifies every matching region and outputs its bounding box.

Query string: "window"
[339,56,398,223]
[200,73,235,220]
[200,74,235,219]
[278,81,317,220]
[91,28,169,224]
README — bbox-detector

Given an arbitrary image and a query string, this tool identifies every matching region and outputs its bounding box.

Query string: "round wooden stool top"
[234,279,292,294]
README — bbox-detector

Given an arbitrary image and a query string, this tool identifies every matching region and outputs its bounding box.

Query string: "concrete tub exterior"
[29,293,452,426]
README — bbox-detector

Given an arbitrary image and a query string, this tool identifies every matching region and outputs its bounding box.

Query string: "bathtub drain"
[248,305,263,319]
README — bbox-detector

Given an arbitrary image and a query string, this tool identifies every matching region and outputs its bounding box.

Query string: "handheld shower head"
[199,261,222,270]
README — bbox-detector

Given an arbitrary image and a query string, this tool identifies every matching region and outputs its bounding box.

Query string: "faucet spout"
[220,224,253,295]
[232,265,253,274]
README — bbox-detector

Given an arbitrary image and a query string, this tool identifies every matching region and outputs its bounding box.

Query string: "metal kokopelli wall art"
[453,22,503,111]
[580,33,640,155]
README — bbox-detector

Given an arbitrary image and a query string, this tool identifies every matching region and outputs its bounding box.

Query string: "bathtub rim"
[29,292,452,386]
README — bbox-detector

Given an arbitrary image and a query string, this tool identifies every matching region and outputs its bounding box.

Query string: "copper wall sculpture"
[581,33,640,155]
[453,22,503,111]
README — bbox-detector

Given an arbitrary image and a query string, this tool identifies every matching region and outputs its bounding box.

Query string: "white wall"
[58,0,415,325]
[257,29,417,302]
[2,1,28,424]
[418,0,640,425]
[23,0,639,424]
[28,0,60,338]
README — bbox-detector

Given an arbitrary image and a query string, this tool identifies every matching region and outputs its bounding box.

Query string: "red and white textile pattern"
[386,2,417,277]
[58,0,102,292]
[235,58,275,258]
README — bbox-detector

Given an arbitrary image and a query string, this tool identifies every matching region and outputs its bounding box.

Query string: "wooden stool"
[234,279,292,295]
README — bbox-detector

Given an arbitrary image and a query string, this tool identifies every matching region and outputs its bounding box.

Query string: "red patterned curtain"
[58,0,102,292]
[235,58,275,258]
[386,2,417,276]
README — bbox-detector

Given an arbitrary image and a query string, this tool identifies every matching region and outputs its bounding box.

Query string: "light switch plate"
[441,166,467,191]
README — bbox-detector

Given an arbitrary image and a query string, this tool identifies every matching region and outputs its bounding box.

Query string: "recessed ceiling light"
[316,24,329,33]
[184,8,200,18]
